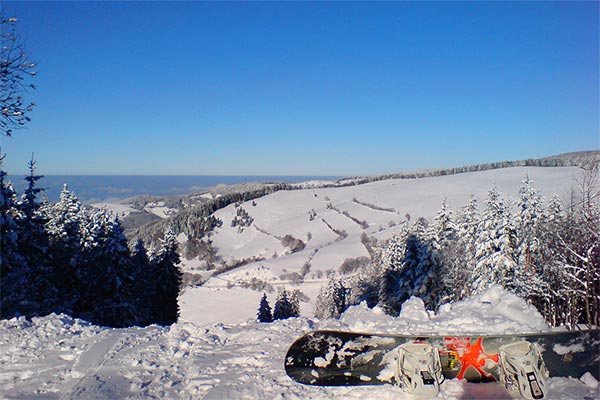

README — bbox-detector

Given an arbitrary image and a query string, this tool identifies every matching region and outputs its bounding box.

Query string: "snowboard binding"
[392,341,444,397]
[498,341,548,400]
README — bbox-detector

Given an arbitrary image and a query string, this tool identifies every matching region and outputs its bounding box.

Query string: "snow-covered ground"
[143,201,179,219]
[1,287,597,399]
[181,166,582,325]
[90,202,139,219]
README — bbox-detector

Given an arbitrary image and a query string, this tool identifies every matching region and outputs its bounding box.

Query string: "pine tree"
[77,208,137,326]
[130,238,153,325]
[513,175,546,301]
[273,287,297,320]
[46,184,82,240]
[471,185,517,294]
[452,196,480,300]
[45,184,84,313]
[346,260,382,309]
[20,155,44,221]
[413,237,440,310]
[400,218,440,311]
[257,293,273,323]
[0,156,27,318]
[0,158,22,274]
[290,290,301,317]
[16,156,51,315]
[396,232,421,303]
[430,198,456,247]
[150,229,182,325]
[429,198,456,305]
[377,218,443,314]
[314,275,347,319]
[378,228,407,316]
[132,238,150,267]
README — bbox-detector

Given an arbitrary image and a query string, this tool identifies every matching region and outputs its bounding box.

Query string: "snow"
[336,285,549,335]
[1,287,597,399]
[144,201,178,219]
[180,166,581,324]
[553,343,586,355]
[180,286,264,325]
[90,202,139,218]
[290,180,338,189]
[580,372,599,389]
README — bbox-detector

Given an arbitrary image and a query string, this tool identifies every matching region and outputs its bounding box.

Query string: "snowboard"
[284,329,600,386]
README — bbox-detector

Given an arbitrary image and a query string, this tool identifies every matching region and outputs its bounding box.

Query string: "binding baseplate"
[393,341,444,397]
[499,341,548,400]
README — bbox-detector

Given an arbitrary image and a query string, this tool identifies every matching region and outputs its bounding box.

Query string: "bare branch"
[0,15,36,136]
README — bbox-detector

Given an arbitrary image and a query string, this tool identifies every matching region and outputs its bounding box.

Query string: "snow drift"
[1,286,597,399]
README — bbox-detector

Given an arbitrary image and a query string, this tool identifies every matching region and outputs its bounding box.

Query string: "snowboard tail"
[284,329,600,387]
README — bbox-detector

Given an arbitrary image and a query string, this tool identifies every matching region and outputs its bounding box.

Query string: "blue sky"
[1,1,598,176]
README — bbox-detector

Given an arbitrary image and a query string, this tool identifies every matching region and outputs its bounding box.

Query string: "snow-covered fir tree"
[150,228,182,325]
[44,184,86,313]
[132,238,150,267]
[130,238,153,325]
[512,175,546,301]
[273,287,299,320]
[396,230,422,304]
[46,184,83,240]
[0,162,28,318]
[0,163,185,327]
[0,162,21,273]
[377,228,408,316]
[429,198,456,305]
[77,208,137,326]
[17,158,48,264]
[377,218,442,314]
[470,185,517,294]
[447,196,480,301]
[16,158,53,315]
[403,219,440,310]
[314,275,347,319]
[345,260,382,309]
[290,290,301,318]
[430,198,456,247]
[257,293,273,323]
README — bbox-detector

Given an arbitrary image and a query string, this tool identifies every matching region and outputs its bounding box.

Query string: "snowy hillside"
[1,287,597,399]
[180,166,582,325]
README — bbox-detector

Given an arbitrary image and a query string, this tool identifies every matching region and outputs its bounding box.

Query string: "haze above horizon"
[2,1,598,175]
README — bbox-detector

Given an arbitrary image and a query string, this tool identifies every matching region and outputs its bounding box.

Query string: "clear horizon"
[1,1,598,176]
[6,174,346,203]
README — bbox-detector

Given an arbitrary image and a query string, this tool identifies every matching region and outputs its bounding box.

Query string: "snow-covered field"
[90,202,139,219]
[1,287,597,399]
[181,166,581,325]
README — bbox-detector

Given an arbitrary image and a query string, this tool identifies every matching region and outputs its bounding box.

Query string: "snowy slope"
[181,166,581,325]
[1,287,597,399]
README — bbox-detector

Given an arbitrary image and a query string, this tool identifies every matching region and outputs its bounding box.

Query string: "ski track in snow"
[60,330,124,400]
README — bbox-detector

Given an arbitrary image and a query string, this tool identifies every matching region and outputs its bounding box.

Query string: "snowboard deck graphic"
[285,329,600,386]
